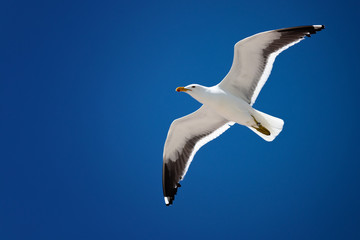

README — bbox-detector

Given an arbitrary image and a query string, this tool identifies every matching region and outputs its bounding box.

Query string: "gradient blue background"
[1,0,359,239]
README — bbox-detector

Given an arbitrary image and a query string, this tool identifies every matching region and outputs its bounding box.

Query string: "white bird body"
[162,25,325,206]
[186,85,255,126]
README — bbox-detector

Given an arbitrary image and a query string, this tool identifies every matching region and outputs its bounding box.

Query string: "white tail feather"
[248,109,284,142]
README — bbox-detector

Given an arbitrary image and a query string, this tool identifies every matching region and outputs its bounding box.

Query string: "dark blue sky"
[1,0,360,239]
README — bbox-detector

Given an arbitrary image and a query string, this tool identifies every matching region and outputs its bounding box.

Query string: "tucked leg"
[251,115,271,136]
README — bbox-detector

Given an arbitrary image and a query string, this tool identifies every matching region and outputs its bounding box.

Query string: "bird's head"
[175,84,209,104]
[175,84,205,95]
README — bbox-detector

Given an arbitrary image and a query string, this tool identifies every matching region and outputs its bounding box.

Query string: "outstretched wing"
[163,105,234,206]
[218,25,325,105]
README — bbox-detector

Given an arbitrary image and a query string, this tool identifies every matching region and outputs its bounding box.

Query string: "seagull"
[162,25,325,206]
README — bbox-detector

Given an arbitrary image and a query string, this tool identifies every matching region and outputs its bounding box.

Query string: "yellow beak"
[176,87,191,92]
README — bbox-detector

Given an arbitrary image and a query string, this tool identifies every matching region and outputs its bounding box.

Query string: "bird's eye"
[192,86,195,88]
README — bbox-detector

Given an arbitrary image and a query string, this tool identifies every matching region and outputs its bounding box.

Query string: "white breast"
[200,86,255,126]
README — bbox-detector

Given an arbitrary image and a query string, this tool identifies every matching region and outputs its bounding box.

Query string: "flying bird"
[162,25,325,206]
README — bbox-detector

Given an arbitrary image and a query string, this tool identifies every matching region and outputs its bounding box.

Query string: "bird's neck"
[191,87,217,105]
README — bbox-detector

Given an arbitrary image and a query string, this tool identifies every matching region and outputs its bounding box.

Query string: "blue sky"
[1,0,360,239]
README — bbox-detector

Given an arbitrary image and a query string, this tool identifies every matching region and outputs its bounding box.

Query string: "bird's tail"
[248,109,284,142]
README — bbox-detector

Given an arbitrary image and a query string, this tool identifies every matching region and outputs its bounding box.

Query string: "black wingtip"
[164,183,182,206]
[301,25,325,37]
[163,192,176,206]
[163,163,180,206]
[314,25,325,31]
[164,195,175,206]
